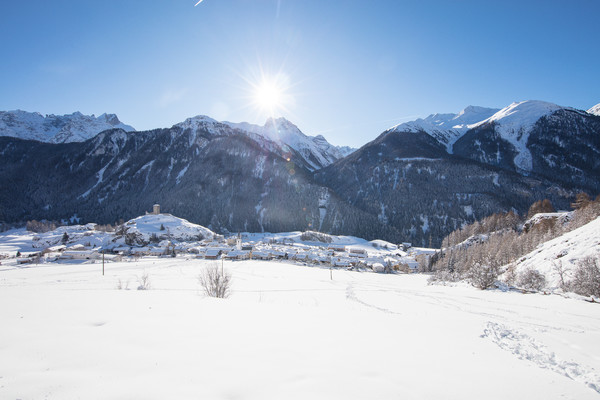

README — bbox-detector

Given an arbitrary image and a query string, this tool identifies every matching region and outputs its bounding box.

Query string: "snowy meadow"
[1,257,599,399]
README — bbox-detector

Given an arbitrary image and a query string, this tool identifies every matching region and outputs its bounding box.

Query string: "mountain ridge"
[0,110,135,143]
[1,99,598,246]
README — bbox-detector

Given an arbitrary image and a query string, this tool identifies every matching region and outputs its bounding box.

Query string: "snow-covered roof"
[205,248,222,257]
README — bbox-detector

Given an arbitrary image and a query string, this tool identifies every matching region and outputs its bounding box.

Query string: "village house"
[348,247,366,255]
[60,249,101,260]
[112,246,131,256]
[130,247,151,257]
[149,247,168,257]
[223,249,250,260]
[331,257,351,268]
[204,248,222,260]
[251,250,273,260]
[327,244,346,252]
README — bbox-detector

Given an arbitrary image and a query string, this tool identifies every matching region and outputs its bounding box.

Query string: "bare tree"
[198,263,232,298]
[552,260,569,290]
[503,264,518,286]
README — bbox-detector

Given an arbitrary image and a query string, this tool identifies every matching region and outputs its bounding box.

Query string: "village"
[5,204,433,274]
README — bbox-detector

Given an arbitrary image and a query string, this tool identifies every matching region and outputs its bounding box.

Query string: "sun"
[255,81,282,112]
[254,78,284,116]
[237,63,296,121]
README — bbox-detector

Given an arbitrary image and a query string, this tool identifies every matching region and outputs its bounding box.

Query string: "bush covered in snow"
[570,256,600,298]
[469,262,500,290]
[517,268,546,291]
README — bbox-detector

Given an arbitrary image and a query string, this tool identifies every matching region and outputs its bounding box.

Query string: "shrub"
[469,262,500,290]
[428,269,462,285]
[198,263,231,298]
[570,257,600,298]
[517,268,546,291]
[117,279,130,290]
[137,273,151,290]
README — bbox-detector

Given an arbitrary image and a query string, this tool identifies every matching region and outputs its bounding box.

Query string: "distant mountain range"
[1,101,599,246]
[0,110,135,143]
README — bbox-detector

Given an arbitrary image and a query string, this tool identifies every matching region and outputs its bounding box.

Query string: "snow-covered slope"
[468,101,567,171]
[0,110,135,143]
[388,105,500,152]
[122,214,215,244]
[510,216,600,289]
[587,103,600,116]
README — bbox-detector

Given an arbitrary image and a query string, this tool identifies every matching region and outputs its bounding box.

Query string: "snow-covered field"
[1,257,599,399]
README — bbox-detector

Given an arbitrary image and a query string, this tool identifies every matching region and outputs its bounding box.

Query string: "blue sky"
[1,0,598,147]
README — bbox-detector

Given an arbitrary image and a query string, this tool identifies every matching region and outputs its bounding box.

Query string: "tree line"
[427,192,600,297]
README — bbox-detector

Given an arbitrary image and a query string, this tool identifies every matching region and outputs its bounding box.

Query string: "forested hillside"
[429,193,600,297]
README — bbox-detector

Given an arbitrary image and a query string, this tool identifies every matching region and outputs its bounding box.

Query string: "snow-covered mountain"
[388,105,500,153]
[315,99,600,246]
[0,110,135,143]
[389,100,573,161]
[588,103,600,116]
[462,100,568,171]
[0,121,388,242]
[175,115,354,171]
[1,109,350,172]
[226,117,353,171]
[388,100,600,181]
[174,115,238,137]
[1,100,598,247]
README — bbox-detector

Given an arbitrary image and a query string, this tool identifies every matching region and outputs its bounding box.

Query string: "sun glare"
[237,63,296,121]
[254,79,284,115]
